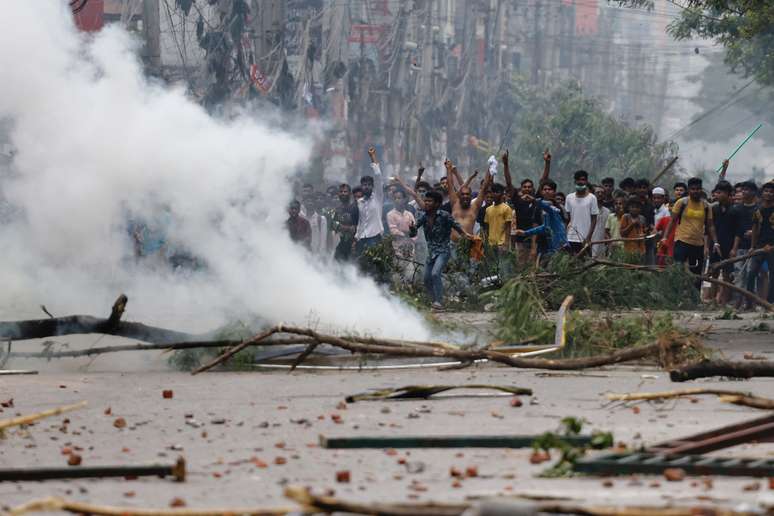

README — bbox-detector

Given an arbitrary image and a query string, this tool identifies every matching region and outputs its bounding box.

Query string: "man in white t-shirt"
[652,186,670,226]
[564,170,599,256]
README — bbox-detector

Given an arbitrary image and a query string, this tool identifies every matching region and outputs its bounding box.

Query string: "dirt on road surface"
[1,311,773,513]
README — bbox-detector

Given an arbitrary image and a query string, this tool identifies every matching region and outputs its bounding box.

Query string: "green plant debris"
[532,417,614,478]
[716,308,743,320]
[168,320,258,371]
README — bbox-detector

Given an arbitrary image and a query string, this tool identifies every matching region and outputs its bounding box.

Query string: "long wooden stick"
[588,234,656,246]
[670,359,774,382]
[651,155,679,184]
[9,497,292,516]
[0,401,87,431]
[195,326,692,373]
[699,275,774,312]
[719,394,774,410]
[191,326,282,375]
[6,338,318,359]
[607,389,774,411]
[607,388,752,402]
[708,246,771,272]
[285,486,466,516]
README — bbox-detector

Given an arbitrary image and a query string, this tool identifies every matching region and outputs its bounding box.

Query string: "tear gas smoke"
[0,1,428,339]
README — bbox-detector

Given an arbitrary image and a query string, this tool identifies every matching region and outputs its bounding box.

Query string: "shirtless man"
[445,160,491,240]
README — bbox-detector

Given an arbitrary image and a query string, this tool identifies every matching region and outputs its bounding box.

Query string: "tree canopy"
[504,78,679,190]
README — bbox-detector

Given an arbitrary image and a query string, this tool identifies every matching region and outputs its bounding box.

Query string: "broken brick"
[663,468,685,482]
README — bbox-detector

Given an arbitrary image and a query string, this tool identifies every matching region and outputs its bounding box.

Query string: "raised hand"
[544,149,551,162]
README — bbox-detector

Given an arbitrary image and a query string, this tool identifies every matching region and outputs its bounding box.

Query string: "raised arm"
[471,171,492,212]
[719,159,730,180]
[392,175,423,207]
[462,169,479,190]
[451,166,466,192]
[447,164,461,207]
[368,146,384,204]
[539,149,551,185]
[414,162,425,190]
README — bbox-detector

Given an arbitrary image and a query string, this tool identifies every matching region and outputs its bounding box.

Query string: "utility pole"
[412,0,434,167]
[142,0,161,70]
[252,0,285,63]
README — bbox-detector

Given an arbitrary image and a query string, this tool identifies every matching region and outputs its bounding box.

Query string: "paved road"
[1,312,773,513]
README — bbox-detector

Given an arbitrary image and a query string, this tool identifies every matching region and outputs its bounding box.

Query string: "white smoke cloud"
[0,1,428,339]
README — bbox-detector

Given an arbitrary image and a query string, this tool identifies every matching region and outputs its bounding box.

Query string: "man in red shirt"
[655,213,675,267]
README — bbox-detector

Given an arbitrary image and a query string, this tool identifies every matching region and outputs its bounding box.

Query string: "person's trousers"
[733,248,754,292]
[355,235,382,256]
[749,248,774,292]
[424,251,451,304]
[673,240,704,275]
[334,238,354,262]
[567,241,589,257]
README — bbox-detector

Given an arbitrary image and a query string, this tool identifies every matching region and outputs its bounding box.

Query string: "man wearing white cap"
[652,187,670,227]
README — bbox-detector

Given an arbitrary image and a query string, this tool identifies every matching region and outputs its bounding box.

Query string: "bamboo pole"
[0,401,87,431]
[10,497,292,516]
[607,388,751,402]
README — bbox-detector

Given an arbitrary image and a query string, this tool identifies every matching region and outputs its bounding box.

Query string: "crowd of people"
[287,147,774,311]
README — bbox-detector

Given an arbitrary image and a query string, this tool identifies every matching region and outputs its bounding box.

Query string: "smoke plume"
[0,1,428,339]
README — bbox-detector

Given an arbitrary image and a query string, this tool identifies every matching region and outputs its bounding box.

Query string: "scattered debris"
[0,401,86,433]
[575,452,774,477]
[319,434,595,450]
[670,358,774,382]
[607,388,774,410]
[9,497,292,516]
[663,468,685,482]
[531,417,614,477]
[345,384,532,402]
[0,457,186,482]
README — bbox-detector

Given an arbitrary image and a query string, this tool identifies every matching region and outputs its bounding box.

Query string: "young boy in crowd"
[620,197,646,260]
[605,195,625,253]
[652,187,670,226]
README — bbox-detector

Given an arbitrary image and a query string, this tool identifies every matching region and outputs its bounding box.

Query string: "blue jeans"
[355,235,382,256]
[424,251,451,304]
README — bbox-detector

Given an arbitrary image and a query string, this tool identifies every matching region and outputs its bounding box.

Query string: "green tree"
[505,78,679,190]
[618,1,774,88]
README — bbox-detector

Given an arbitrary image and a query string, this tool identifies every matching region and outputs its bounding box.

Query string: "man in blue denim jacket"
[410,190,475,311]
